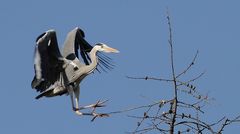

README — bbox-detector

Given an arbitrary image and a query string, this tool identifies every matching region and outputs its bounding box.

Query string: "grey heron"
[31,27,119,117]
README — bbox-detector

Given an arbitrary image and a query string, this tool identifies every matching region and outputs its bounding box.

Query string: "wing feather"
[31,30,64,93]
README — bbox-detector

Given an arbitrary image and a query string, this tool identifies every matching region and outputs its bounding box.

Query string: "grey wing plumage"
[63,27,92,65]
[63,27,114,72]
[31,30,64,94]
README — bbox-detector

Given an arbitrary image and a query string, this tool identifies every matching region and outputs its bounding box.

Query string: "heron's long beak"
[105,46,119,53]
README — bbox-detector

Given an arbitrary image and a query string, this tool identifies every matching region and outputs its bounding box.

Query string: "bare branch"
[126,76,173,82]
[176,50,199,78]
[178,101,205,114]
[217,115,240,133]
[125,10,240,134]
[167,10,178,134]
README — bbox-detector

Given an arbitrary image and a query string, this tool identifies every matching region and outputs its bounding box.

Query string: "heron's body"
[31,27,118,115]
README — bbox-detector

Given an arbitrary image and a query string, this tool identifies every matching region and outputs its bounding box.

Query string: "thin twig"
[107,101,161,115]
[178,101,204,114]
[176,50,199,78]
[217,115,240,133]
[126,76,173,82]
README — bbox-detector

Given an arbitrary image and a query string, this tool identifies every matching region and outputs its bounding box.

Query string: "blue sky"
[0,0,239,133]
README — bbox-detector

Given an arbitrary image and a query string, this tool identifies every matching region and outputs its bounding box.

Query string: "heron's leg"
[74,86,80,110]
[68,85,78,111]
[68,85,82,116]
[69,87,76,110]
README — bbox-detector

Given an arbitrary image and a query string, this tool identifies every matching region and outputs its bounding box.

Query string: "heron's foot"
[73,109,109,121]
[72,100,109,121]
[89,100,109,121]
[91,112,109,122]
[91,100,108,108]
[79,99,108,110]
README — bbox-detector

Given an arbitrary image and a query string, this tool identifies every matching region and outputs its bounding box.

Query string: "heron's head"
[95,43,119,53]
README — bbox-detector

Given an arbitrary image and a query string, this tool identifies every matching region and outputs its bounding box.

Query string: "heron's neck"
[86,47,98,74]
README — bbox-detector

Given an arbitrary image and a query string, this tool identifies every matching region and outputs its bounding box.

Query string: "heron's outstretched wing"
[31,30,64,93]
[63,27,114,72]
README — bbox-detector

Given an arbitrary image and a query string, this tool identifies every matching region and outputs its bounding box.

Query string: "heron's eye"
[101,45,104,48]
